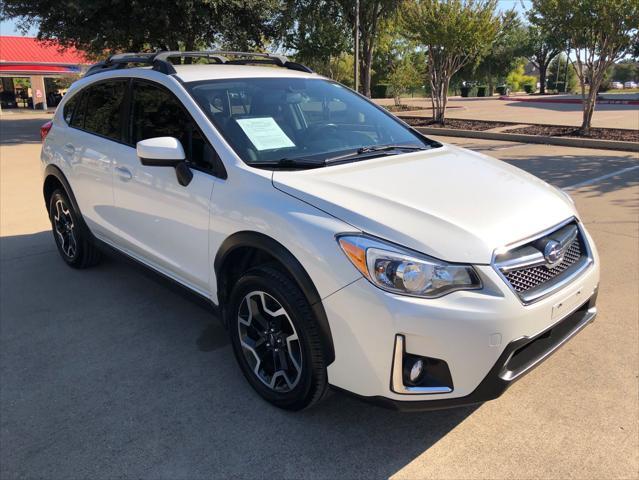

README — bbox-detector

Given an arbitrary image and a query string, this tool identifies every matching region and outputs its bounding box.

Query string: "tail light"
[40,121,53,142]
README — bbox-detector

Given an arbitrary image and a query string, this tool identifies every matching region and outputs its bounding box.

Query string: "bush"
[505,60,537,93]
[387,59,422,105]
[371,84,389,98]
[460,85,477,97]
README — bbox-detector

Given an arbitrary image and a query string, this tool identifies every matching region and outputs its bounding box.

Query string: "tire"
[48,189,101,269]
[228,266,329,410]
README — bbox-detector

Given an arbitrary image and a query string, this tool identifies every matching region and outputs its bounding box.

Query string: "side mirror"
[136,137,193,186]
[137,137,185,165]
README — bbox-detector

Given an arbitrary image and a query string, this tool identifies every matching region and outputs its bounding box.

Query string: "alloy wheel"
[237,290,303,392]
[53,198,77,259]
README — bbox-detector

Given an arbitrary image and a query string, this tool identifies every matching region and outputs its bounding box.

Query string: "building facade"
[0,36,90,110]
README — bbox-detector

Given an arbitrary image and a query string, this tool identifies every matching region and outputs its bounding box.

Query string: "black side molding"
[215,231,335,365]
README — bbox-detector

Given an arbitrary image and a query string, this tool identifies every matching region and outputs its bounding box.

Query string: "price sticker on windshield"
[236,117,295,151]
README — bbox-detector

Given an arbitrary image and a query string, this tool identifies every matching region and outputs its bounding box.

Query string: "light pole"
[354,0,359,93]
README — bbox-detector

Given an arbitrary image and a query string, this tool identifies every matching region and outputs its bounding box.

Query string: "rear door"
[63,79,129,238]
[109,80,216,294]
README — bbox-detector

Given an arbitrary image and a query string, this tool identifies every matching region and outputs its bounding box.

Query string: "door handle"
[63,143,75,155]
[115,166,133,181]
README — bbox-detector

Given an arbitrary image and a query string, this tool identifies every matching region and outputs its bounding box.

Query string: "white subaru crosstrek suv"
[41,51,600,411]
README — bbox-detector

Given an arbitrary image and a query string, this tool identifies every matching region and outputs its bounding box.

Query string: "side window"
[71,91,87,129]
[63,94,79,124]
[83,80,127,141]
[130,82,213,170]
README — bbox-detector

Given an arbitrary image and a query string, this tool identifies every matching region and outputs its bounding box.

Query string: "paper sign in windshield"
[236,117,295,151]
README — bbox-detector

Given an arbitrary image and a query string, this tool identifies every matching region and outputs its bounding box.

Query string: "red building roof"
[0,36,90,65]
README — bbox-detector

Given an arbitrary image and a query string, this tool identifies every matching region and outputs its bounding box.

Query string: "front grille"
[494,220,591,303]
[504,238,582,293]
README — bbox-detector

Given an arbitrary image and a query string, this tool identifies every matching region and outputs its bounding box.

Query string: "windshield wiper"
[323,144,428,165]
[356,144,428,154]
[249,158,324,169]
[252,145,430,169]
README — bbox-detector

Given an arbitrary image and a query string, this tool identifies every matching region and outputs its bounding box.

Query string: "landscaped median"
[400,117,639,152]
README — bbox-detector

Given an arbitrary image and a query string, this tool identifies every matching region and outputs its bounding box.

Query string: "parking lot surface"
[375,96,639,130]
[1,114,638,479]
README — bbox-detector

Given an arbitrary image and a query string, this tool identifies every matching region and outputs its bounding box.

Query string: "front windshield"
[187,77,434,166]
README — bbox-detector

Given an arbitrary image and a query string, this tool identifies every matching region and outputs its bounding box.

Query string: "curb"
[499,95,639,105]
[414,126,639,152]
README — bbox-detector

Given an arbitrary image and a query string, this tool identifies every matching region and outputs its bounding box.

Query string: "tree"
[401,0,501,124]
[473,10,527,95]
[388,56,422,105]
[0,0,283,55]
[281,0,352,73]
[521,25,562,95]
[546,53,578,92]
[529,0,639,134]
[612,61,639,83]
[341,0,403,97]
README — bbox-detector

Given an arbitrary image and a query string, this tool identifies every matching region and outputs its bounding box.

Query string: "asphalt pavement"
[1,115,637,479]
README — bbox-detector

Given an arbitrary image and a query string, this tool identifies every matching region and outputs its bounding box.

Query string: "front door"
[110,80,215,294]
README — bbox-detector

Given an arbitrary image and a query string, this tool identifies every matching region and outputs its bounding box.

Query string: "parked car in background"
[624,81,638,89]
[610,81,624,89]
[40,51,600,411]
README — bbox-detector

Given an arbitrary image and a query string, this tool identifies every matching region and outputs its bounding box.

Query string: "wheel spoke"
[237,289,303,393]
[285,334,302,373]
[240,337,262,375]
[274,348,289,372]
[52,199,77,259]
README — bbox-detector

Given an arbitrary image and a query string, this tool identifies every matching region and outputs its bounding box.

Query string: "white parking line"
[564,164,639,191]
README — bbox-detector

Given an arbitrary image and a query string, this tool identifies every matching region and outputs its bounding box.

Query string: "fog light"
[409,358,424,383]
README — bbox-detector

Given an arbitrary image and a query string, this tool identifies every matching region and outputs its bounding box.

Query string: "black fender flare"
[43,164,79,212]
[43,164,92,235]
[214,231,335,365]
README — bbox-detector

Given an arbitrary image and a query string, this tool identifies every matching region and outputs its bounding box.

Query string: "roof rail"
[84,50,313,77]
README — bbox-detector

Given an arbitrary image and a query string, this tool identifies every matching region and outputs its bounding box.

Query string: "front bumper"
[322,250,600,409]
[365,292,596,411]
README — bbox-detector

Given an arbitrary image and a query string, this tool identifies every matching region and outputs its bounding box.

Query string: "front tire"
[228,266,329,410]
[48,189,101,268]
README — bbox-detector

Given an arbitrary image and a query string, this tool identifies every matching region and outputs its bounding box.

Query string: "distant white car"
[610,81,624,89]
[624,81,638,89]
[40,51,600,411]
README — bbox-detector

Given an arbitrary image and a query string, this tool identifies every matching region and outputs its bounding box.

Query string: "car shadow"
[1,230,477,479]
[502,153,639,197]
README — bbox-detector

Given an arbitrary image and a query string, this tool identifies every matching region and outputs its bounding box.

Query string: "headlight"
[337,234,481,298]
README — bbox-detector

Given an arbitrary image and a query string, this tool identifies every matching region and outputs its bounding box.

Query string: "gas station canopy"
[0,36,89,74]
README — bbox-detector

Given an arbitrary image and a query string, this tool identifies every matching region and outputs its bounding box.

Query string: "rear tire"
[48,189,101,269]
[228,266,329,410]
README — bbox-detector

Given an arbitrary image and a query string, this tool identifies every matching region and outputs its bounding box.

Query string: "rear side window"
[71,92,88,129]
[83,80,128,141]
[130,81,213,170]
[63,94,79,124]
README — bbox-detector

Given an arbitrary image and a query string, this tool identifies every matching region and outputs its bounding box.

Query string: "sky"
[0,0,532,37]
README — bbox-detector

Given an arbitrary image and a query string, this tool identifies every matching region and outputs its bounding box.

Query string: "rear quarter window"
[63,94,79,124]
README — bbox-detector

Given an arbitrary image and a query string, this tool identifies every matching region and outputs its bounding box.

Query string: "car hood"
[272,144,575,264]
